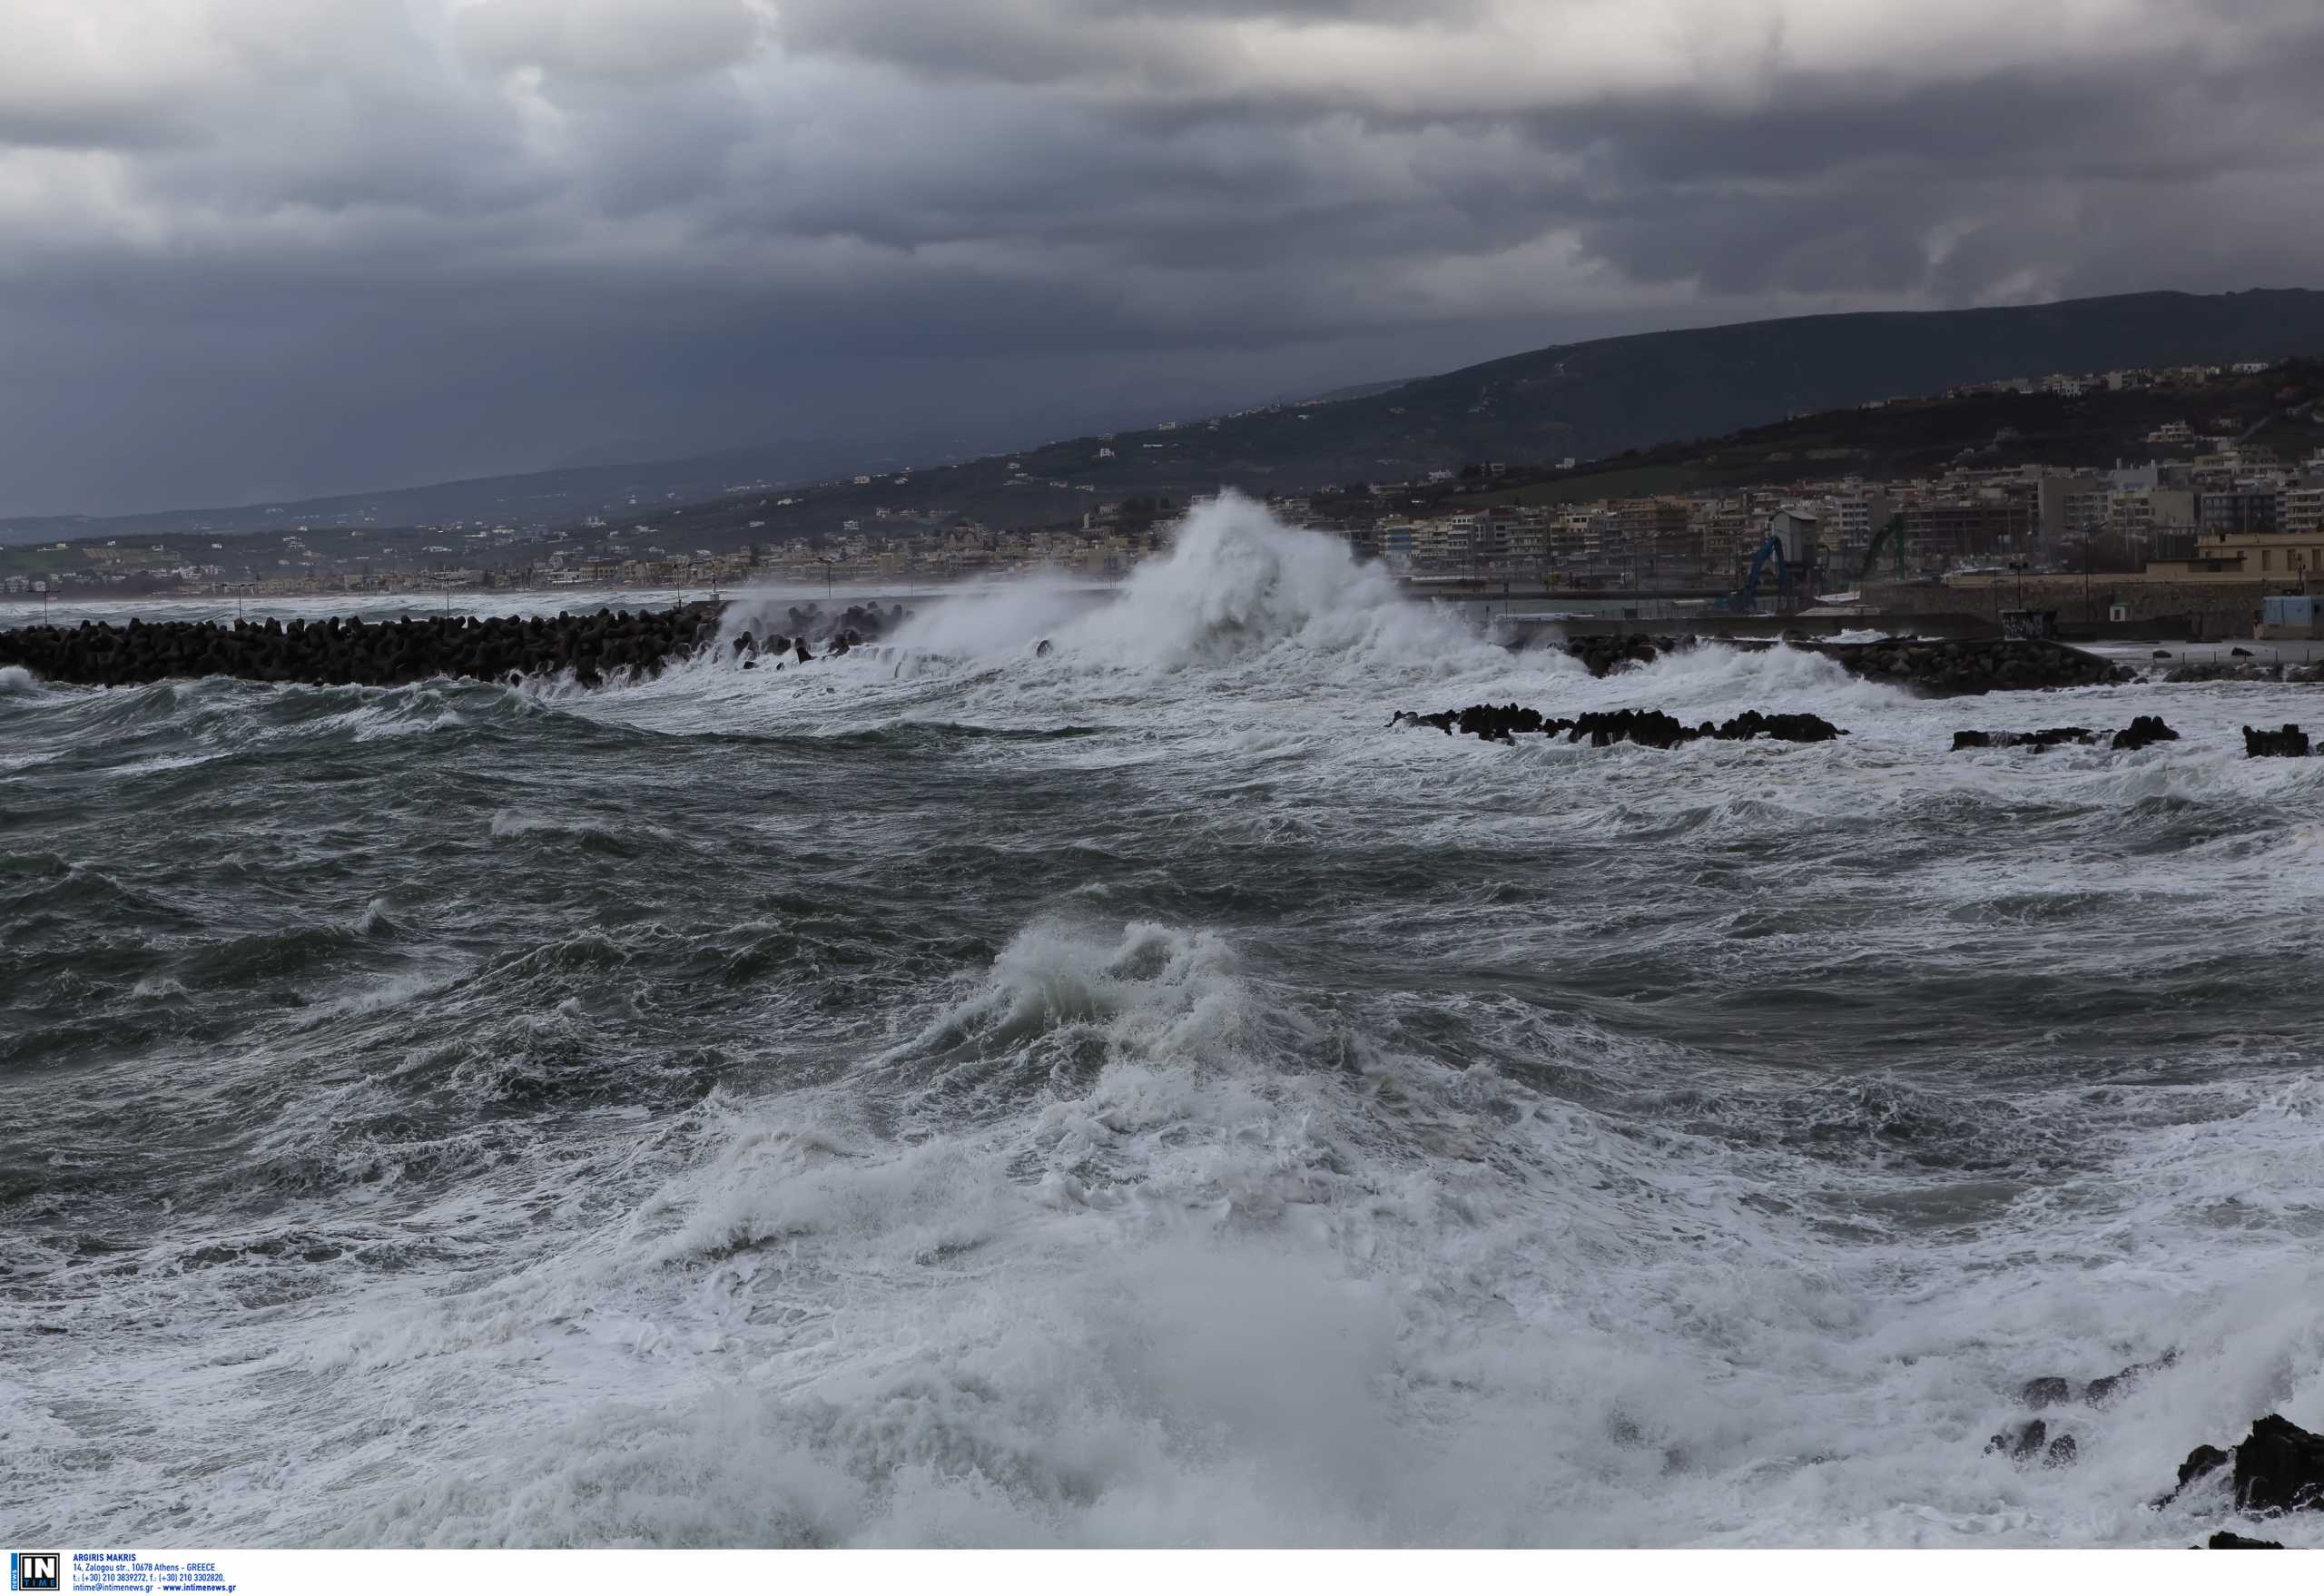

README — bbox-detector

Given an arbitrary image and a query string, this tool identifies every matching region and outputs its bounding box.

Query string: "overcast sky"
[6,0,2323,516]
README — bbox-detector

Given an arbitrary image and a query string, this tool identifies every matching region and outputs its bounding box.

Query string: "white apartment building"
[2282,483,2324,534]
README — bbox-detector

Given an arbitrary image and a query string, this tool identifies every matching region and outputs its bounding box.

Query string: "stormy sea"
[5,495,2320,1548]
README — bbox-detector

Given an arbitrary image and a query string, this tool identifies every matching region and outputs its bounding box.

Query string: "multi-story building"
[1412,518,1469,568]
[2199,488,2281,536]
[1504,510,1548,569]
[1822,488,1892,564]
[2037,472,2109,547]
[1695,499,1760,573]
[1904,495,2035,564]
[2103,487,2198,538]
[2279,482,2324,535]
[1551,510,1606,569]
[1612,497,1696,580]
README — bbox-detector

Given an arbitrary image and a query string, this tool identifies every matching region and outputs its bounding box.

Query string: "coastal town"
[9,355,2324,637]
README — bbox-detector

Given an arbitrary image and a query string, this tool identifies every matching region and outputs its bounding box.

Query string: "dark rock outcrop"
[1561,634,1689,677]
[1717,709,1844,743]
[2243,724,2312,758]
[2021,1376,2075,1408]
[2204,1532,2283,1549]
[2020,1351,2176,1410]
[1953,726,2099,752]
[2174,1445,2233,1500]
[1569,708,1696,749]
[1985,1418,2077,1468]
[2111,715,2181,752]
[1387,704,1550,743]
[0,604,724,690]
[1389,704,1845,748]
[2165,1414,2324,1512]
[1954,718,2180,753]
[2232,1415,2324,1512]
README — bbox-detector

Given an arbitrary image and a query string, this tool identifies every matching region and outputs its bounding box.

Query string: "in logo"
[8,1554,58,1593]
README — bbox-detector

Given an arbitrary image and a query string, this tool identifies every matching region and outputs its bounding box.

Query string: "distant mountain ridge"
[9,288,2323,546]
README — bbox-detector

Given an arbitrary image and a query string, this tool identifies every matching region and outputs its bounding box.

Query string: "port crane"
[1856,513,1910,585]
[1718,533,1791,612]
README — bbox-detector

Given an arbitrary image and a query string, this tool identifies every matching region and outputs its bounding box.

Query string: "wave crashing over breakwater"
[5,491,2324,1548]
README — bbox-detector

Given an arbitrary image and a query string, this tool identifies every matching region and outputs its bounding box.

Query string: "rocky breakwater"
[2165,655,2324,684]
[1389,704,1844,748]
[728,601,909,669]
[1810,635,2135,695]
[1539,631,2133,695]
[0,603,723,689]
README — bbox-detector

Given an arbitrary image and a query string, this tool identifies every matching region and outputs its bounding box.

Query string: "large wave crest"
[887,490,1496,675]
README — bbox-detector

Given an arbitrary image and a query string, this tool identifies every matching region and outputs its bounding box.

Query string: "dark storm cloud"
[5,0,2324,515]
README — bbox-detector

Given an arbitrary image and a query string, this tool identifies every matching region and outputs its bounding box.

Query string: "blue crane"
[1720,533,1788,612]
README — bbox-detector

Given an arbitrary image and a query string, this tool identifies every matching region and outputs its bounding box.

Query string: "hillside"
[1456,360,2324,511]
[12,287,2324,548]
[598,294,2324,552]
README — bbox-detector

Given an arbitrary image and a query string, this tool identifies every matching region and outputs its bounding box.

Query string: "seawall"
[1864,576,2278,641]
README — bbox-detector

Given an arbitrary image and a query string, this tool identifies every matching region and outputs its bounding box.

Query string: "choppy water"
[5,495,2322,1547]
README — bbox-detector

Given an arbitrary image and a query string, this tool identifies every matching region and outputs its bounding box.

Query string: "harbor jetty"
[0,604,726,689]
[1542,630,2135,694]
